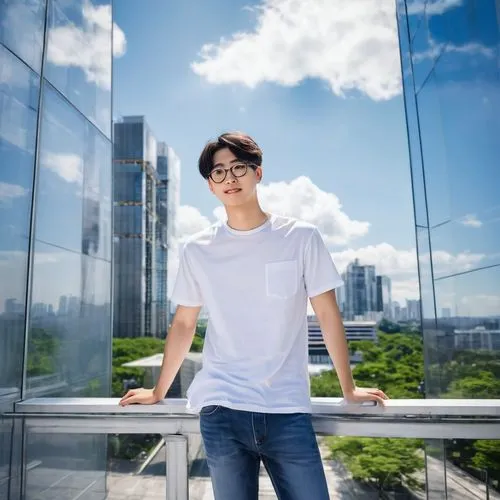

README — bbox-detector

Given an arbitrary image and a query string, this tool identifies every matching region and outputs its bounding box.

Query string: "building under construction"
[113,116,179,338]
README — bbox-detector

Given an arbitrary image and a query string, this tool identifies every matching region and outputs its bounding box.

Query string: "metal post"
[164,434,189,500]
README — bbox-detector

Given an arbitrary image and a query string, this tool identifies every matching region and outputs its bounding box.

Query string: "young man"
[120,132,388,499]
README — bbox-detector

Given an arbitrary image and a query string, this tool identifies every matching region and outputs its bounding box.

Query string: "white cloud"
[331,243,486,304]
[412,41,495,65]
[191,0,402,101]
[406,0,462,15]
[46,0,126,91]
[191,0,483,101]
[0,182,28,202]
[331,243,417,276]
[214,176,369,246]
[436,293,500,318]
[42,152,84,185]
[457,294,500,317]
[391,279,420,303]
[176,205,212,243]
[428,249,484,273]
[459,214,483,228]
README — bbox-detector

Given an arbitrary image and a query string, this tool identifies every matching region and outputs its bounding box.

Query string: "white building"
[454,327,500,352]
[308,317,377,364]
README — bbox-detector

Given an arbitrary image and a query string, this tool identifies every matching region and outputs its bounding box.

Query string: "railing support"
[164,434,189,500]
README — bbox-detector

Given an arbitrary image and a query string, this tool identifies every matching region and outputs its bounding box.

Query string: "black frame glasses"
[209,162,257,183]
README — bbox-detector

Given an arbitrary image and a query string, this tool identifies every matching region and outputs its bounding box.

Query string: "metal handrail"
[4,397,500,500]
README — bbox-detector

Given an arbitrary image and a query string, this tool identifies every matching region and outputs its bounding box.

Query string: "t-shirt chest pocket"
[265,260,299,299]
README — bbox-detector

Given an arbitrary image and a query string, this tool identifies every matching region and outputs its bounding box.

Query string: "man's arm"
[119,304,201,405]
[310,289,388,405]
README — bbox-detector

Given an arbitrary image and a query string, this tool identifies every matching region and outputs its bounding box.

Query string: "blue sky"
[110,0,500,314]
[112,0,422,303]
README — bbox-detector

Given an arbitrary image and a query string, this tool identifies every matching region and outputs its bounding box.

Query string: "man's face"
[208,148,262,206]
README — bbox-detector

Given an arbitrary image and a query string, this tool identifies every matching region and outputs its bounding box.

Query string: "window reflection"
[44,0,123,137]
[0,45,39,397]
[82,130,112,261]
[0,0,46,72]
[27,241,111,397]
[36,84,85,253]
[81,256,111,389]
[27,242,81,396]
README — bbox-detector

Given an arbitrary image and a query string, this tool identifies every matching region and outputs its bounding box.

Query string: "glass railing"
[4,397,500,500]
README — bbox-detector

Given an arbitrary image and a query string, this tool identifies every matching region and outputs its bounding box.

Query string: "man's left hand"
[343,387,389,406]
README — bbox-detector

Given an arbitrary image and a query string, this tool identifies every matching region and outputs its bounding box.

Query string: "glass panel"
[26,241,82,397]
[80,256,111,395]
[36,84,85,254]
[398,4,428,229]
[44,0,112,137]
[425,438,447,500]
[0,0,47,72]
[82,128,112,262]
[445,439,500,499]
[27,243,111,398]
[25,432,107,500]
[432,265,500,398]
[0,402,12,499]
[404,0,425,40]
[0,45,39,398]
[416,71,451,228]
[432,46,500,226]
[430,207,500,280]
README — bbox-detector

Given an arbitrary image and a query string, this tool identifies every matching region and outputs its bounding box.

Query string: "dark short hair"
[198,132,263,179]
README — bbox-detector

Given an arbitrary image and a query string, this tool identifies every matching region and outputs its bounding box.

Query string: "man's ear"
[208,179,215,194]
[256,166,263,183]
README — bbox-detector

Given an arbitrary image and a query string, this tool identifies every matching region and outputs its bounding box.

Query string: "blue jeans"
[199,405,330,500]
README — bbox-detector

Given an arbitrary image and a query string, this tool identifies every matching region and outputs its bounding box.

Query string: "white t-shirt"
[171,213,344,414]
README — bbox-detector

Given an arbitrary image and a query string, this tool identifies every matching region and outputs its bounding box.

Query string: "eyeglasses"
[209,162,256,184]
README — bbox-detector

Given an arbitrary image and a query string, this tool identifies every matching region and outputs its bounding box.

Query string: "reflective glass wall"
[397,0,500,497]
[0,0,113,498]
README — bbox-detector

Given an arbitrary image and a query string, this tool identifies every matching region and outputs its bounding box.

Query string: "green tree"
[27,328,60,376]
[327,437,425,491]
[378,319,401,334]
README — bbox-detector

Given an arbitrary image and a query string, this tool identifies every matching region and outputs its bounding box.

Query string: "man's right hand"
[119,388,160,406]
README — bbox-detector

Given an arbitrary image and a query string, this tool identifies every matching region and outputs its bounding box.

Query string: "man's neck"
[225,202,269,231]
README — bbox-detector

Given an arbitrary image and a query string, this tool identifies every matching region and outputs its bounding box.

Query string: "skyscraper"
[376,275,392,319]
[342,259,377,320]
[113,116,158,338]
[406,299,421,321]
[113,118,179,337]
[157,142,181,330]
[342,259,378,320]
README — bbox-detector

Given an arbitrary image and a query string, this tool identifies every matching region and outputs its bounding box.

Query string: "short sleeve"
[170,244,203,307]
[304,228,344,298]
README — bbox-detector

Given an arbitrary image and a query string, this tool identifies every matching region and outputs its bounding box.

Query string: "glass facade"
[0,0,113,498]
[113,117,173,338]
[397,0,500,496]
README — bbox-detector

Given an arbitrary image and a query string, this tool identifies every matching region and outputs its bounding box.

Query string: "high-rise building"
[342,259,377,320]
[113,118,179,337]
[376,275,392,319]
[157,142,180,330]
[113,116,158,338]
[406,299,421,321]
[397,0,500,494]
[0,1,113,498]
